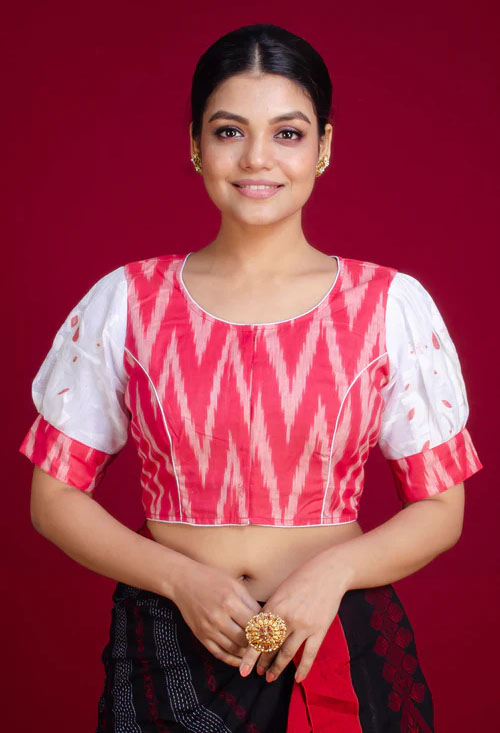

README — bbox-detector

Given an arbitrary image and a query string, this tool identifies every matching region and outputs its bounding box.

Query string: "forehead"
[204,73,314,119]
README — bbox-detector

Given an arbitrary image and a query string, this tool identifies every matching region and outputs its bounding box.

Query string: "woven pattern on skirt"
[96,583,434,733]
[96,577,434,732]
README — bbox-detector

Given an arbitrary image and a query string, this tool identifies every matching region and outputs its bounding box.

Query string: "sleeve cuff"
[387,427,483,503]
[19,414,114,492]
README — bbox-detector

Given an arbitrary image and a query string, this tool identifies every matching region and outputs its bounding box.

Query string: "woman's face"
[190,72,333,227]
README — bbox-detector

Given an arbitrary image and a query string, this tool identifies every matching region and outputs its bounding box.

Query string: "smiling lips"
[232,179,284,199]
[233,178,284,186]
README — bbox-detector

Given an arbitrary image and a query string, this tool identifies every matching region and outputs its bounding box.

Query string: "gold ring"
[245,611,287,652]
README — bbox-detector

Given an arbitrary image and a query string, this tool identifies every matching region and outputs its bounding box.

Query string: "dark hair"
[190,24,334,148]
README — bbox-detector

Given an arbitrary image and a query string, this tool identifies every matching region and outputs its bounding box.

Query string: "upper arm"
[402,480,466,544]
[30,465,89,530]
[378,272,483,505]
[402,481,464,508]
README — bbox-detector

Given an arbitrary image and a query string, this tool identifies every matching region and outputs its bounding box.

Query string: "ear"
[319,122,334,160]
[189,121,199,157]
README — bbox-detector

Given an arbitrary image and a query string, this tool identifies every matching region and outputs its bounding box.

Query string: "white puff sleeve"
[19,266,130,493]
[378,271,483,503]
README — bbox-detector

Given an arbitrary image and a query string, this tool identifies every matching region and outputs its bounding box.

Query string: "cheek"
[205,157,236,185]
[202,141,235,169]
[281,149,317,176]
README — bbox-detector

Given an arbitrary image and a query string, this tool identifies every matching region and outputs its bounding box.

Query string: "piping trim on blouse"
[146,518,359,527]
[321,351,389,522]
[124,346,184,521]
[178,252,342,327]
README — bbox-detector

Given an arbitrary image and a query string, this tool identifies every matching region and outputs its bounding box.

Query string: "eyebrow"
[207,110,311,125]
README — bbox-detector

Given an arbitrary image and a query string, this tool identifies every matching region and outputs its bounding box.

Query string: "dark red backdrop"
[4,1,497,730]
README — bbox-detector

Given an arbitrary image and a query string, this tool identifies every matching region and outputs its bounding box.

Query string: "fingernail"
[240,664,250,677]
[266,671,275,682]
[256,665,265,675]
[295,672,304,683]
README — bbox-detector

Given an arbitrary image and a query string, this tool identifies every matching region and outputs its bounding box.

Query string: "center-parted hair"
[190,23,334,146]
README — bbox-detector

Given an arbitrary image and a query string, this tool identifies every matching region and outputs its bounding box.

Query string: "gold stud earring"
[315,156,330,177]
[191,151,203,174]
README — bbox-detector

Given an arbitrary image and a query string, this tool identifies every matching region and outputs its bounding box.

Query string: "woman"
[20,23,483,732]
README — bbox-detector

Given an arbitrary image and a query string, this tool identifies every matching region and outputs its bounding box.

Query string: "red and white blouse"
[19,253,483,526]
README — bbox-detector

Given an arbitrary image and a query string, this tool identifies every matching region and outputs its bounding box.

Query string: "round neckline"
[176,252,342,327]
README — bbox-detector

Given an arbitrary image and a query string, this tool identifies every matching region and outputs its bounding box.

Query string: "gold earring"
[191,151,203,174]
[316,156,330,177]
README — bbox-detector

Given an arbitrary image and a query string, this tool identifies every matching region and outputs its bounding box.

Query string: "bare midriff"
[146,519,364,602]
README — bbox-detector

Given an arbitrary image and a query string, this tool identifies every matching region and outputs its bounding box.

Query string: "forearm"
[317,497,462,592]
[32,489,197,600]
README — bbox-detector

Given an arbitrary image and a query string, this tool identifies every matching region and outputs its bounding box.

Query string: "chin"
[231,210,291,227]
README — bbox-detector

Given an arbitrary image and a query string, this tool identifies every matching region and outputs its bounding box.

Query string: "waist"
[136,518,363,601]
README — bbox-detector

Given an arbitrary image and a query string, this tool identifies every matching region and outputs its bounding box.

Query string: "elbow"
[30,506,48,536]
[30,486,48,535]
[438,512,464,551]
[30,511,40,533]
[446,522,464,550]
[444,502,465,550]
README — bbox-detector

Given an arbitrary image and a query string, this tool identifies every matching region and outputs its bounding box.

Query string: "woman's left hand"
[238,552,352,684]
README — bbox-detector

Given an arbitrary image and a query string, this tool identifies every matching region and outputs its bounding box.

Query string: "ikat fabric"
[19,253,483,526]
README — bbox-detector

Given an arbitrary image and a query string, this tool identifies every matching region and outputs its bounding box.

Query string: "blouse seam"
[320,351,389,522]
[123,346,183,521]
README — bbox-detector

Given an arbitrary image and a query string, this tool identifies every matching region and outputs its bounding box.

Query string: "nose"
[239,134,274,171]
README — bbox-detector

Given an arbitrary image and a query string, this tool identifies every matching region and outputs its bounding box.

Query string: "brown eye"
[214,126,242,139]
[277,129,303,140]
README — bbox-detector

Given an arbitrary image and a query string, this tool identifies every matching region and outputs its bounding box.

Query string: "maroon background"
[4,1,497,730]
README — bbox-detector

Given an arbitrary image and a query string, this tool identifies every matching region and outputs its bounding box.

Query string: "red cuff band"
[388,427,483,503]
[18,414,112,492]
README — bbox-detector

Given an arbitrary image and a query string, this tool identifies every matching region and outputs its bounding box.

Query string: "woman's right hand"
[172,560,264,667]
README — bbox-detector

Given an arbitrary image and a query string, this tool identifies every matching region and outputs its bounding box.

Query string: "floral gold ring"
[244,611,287,652]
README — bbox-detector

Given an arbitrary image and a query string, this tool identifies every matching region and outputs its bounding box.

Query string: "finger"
[238,592,265,617]
[203,637,245,667]
[233,587,264,615]
[239,630,291,677]
[233,603,265,640]
[238,645,262,677]
[211,630,247,658]
[222,617,254,649]
[271,634,322,683]
[253,625,294,674]
[254,649,279,674]
[262,631,303,681]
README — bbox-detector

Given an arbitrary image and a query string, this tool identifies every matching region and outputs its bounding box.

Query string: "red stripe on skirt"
[287,614,362,732]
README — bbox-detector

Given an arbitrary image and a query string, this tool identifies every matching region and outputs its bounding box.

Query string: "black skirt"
[96,578,434,732]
